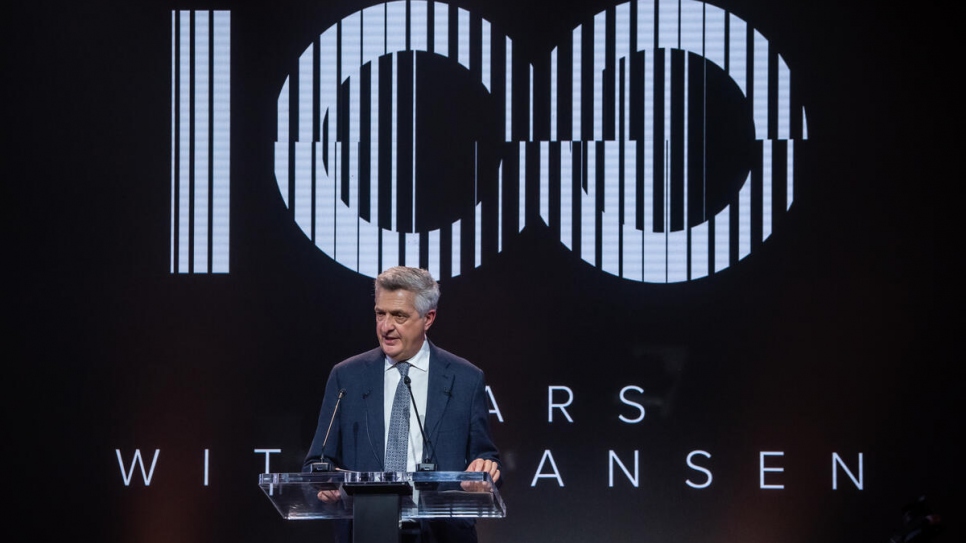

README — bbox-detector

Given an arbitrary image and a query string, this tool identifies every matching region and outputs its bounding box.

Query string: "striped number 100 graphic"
[172,1,807,283]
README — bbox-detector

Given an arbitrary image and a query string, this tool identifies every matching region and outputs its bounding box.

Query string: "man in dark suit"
[303,266,501,543]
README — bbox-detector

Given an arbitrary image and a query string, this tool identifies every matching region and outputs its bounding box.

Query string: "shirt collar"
[385,338,430,373]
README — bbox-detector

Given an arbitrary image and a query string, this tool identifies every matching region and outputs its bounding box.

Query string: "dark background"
[7,1,960,542]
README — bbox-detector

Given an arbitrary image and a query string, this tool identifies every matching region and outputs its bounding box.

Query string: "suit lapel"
[364,350,387,466]
[425,342,454,449]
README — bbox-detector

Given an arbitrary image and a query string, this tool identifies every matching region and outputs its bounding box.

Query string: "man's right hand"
[317,489,341,503]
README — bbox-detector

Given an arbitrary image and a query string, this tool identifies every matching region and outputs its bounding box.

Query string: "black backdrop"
[8,1,960,542]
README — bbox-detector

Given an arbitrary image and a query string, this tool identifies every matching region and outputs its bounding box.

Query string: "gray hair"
[375,266,440,317]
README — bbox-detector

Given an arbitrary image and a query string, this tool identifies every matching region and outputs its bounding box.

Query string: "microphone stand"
[403,376,436,472]
[310,388,346,472]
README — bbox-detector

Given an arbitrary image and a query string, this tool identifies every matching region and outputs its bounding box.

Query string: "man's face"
[374,288,436,362]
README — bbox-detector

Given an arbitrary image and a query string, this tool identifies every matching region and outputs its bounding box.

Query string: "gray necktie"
[385,361,411,472]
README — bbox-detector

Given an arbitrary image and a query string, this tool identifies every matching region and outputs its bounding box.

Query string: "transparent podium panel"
[258,471,506,520]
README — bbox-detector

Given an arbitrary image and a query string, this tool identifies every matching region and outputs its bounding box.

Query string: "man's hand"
[461,457,500,492]
[317,489,341,503]
[313,466,346,503]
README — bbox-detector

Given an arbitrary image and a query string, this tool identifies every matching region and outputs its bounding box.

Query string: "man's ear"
[423,309,437,331]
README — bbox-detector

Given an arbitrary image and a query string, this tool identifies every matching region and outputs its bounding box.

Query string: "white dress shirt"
[383,338,430,472]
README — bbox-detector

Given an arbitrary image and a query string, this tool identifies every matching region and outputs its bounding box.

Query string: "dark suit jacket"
[303,341,500,542]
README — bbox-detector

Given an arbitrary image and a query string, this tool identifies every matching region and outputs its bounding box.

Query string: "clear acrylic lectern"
[259,471,505,543]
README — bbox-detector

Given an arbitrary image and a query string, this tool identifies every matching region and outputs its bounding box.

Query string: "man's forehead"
[374,288,417,310]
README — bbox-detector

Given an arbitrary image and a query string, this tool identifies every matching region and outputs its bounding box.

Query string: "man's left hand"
[462,457,500,492]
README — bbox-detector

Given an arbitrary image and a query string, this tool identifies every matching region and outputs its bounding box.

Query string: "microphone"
[311,388,346,472]
[403,376,436,471]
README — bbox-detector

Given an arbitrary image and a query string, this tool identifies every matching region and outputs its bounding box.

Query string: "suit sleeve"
[466,369,501,472]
